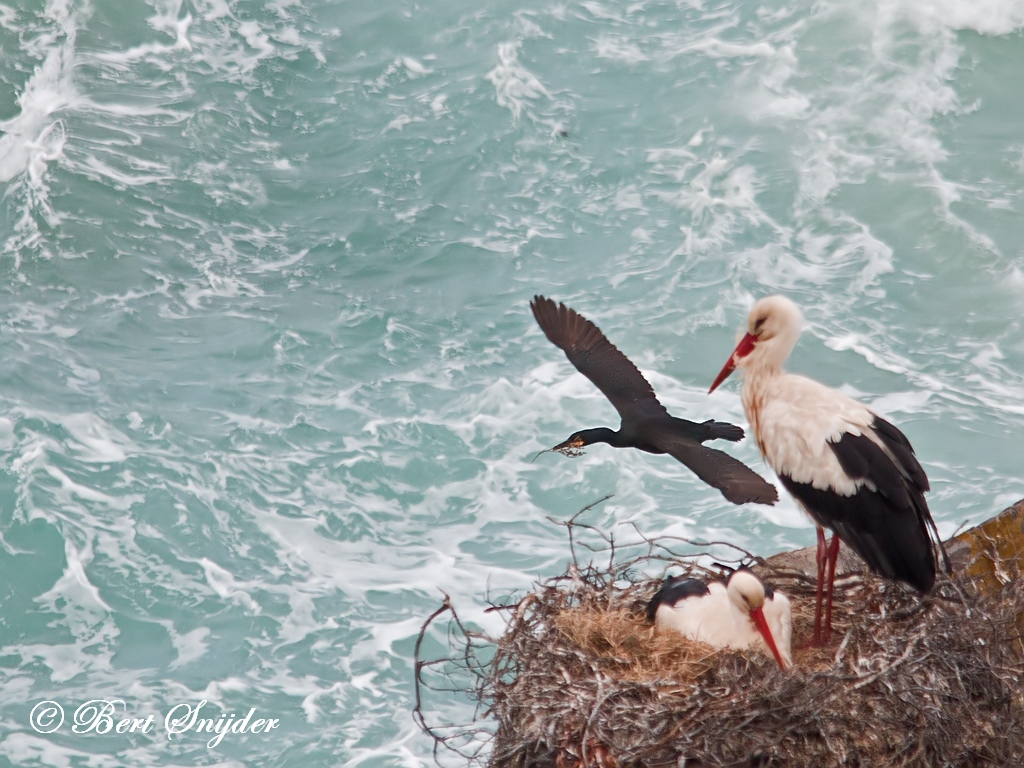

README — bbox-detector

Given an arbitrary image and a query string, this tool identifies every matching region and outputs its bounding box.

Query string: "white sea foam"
[0,10,75,183]
[1,733,117,768]
[168,627,212,669]
[57,413,134,463]
[486,40,552,123]
[895,0,1024,36]
[44,538,112,614]
[89,20,193,64]
[198,558,261,613]
[591,34,649,63]
[26,538,120,683]
[0,8,78,264]
[647,142,787,262]
[44,466,142,512]
[867,389,934,416]
[0,418,15,452]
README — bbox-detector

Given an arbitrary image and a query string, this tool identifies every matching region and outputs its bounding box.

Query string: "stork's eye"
[753,316,766,334]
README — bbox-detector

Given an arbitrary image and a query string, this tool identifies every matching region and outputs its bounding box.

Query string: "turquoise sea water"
[0,0,1022,765]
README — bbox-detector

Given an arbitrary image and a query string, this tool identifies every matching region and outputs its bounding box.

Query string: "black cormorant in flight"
[530,295,778,506]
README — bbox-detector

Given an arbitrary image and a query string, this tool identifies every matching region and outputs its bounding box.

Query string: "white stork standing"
[708,295,949,644]
[647,569,792,669]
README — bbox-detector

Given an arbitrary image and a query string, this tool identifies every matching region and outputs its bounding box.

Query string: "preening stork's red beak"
[749,606,788,670]
[709,332,758,393]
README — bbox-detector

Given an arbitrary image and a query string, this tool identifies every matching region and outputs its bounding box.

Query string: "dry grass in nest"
[415,512,1024,768]
[551,606,721,684]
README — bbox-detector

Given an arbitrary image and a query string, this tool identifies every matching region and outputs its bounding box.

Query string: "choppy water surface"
[0,0,1022,764]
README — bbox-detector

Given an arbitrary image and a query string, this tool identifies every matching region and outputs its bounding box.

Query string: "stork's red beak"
[750,606,788,670]
[709,332,758,393]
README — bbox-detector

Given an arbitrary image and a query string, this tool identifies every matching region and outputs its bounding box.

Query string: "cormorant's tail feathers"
[702,419,744,442]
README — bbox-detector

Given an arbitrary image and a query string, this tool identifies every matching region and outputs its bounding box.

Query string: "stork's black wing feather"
[870,415,930,492]
[778,418,944,593]
[779,475,937,592]
[820,420,948,583]
[829,431,914,509]
[646,576,709,622]
[530,295,668,421]
[660,436,779,506]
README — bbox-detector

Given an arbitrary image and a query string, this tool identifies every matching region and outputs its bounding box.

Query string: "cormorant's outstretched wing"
[661,436,779,506]
[530,295,668,421]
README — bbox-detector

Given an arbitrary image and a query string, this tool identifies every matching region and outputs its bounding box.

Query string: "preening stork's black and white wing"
[831,414,944,588]
[749,368,947,591]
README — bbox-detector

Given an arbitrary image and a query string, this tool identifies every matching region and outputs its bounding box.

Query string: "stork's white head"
[725,569,791,670]
[724,569,767,612]
[709,295,804,393]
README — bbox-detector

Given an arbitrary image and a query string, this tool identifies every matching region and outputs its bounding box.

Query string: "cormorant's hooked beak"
[530,436,586,462]
[709,332,758,393]
[750,606,788,670]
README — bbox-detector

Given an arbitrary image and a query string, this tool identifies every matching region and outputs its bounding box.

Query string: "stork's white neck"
[738,353,791,459]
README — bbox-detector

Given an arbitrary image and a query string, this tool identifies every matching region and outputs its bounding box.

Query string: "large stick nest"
[415,510,1024,768]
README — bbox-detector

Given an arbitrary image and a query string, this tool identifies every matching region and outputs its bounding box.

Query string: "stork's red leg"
[822,534,840,644]
[812,526,827,646]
